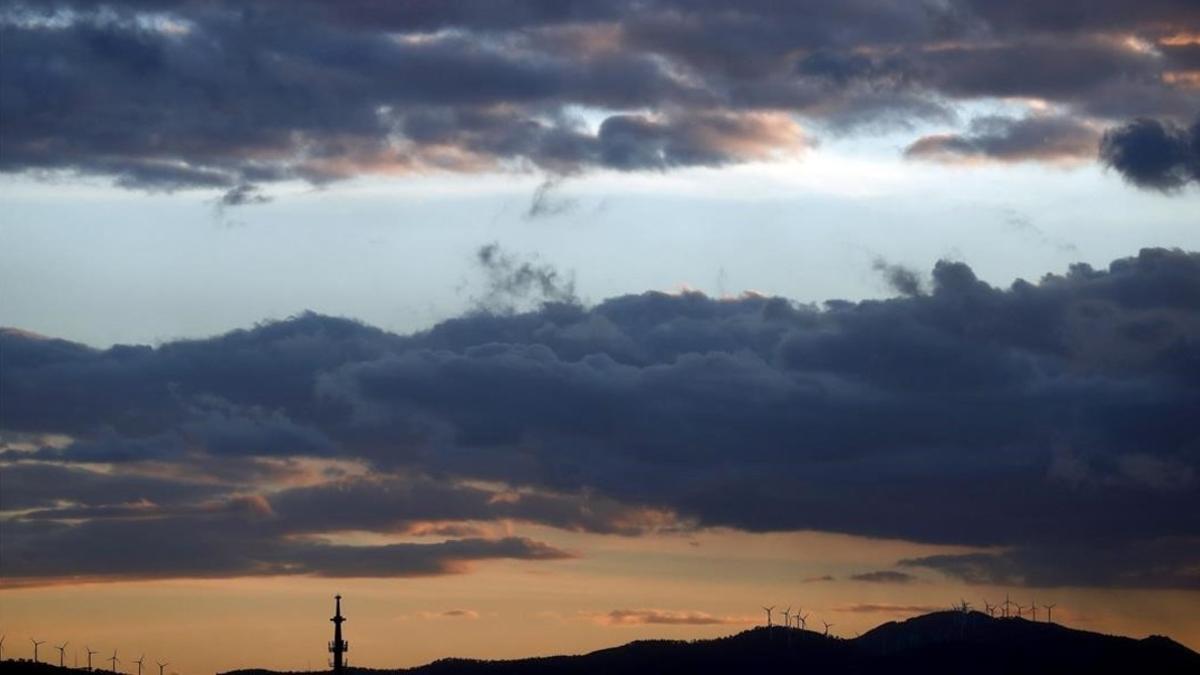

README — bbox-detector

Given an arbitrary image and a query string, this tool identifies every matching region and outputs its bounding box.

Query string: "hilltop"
[3,612,1197,675]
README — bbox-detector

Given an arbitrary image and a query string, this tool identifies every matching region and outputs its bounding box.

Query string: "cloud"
[406,522,488,538]
[834,603,943,615]
[802,574,836,583]
[0,505,573,585]
[424,609,480,620]
[0,463,223,511]
[905,115,1101,163]
[525,177,577,219]
[871,258,924,297]
[3,248,1200,587]
[2,2,1197,191]
[849,570,918,584]
[592,609,751,626]
[472,242,578,311]
[214,183,272,220]
[1099,116,1200,191]
[899,537,1200,589]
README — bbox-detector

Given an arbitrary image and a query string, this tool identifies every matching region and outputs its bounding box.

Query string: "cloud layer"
[2,1,1198,193]
[2,248,1199,587]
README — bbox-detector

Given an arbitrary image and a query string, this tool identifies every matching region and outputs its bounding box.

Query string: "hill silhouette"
[3,612,1196,675]
[395,613,1197,675]
[242,612,1194,675]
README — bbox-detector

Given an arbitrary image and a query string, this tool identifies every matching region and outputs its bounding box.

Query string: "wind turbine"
[957,599,972,613]
[56,642,70,667]
[157,661,169,675]
[798,613,809,630]
[983,601,994,617]
[1002,594,1013,619]
[134,654,145,675]
[108,649,120,673]
[823,621,834,637]
[762,606,775,627]
[781,607,792,629]
[31,639,46,663]
[1044,603,1057,623]
[1028,601,1038,622]
[86,646,98,670]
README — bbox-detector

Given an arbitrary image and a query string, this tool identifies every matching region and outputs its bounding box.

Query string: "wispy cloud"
[588,609,755,626]
[418,609,481,620]
[849,571,918,584]
[834,603,944,615]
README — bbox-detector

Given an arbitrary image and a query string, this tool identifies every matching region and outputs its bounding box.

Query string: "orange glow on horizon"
[2,528,1198,674]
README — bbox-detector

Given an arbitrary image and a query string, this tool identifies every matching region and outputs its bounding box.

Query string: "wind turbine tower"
[31,639,45,663]
[109,648,120,673]
[57,642,70,667]
[134,654,145,675]
[761,606,775,627]
[86,646,98,670]
[157,661,168,675]
[329,594,349,674]
[1044,604,1056,623]
[823,621,834,637]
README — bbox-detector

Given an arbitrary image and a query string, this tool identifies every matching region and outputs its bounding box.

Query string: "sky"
[1,1,1199,673]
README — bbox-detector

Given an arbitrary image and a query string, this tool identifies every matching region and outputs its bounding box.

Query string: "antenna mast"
[329,595,349,674]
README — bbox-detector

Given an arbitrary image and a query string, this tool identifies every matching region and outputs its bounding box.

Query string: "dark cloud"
[913,39,1167,108]
[218,183,271,208]
[5,465,675,537]
[1099,116,1200,191]
[2,1,1197,190]
[849,570,918,584]
[905,115,1101,163]
[0,506,571,583]
[3,248,1200,587]
[473,243,578,312]
[263,475,678,537]
[438,609,480,619]
[0,462,223,511]
[957,1,1200,35]
[900,536,1200,589]
[872,259,924,297]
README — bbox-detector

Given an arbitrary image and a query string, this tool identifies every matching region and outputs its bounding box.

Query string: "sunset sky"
[2,2,1199,673]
